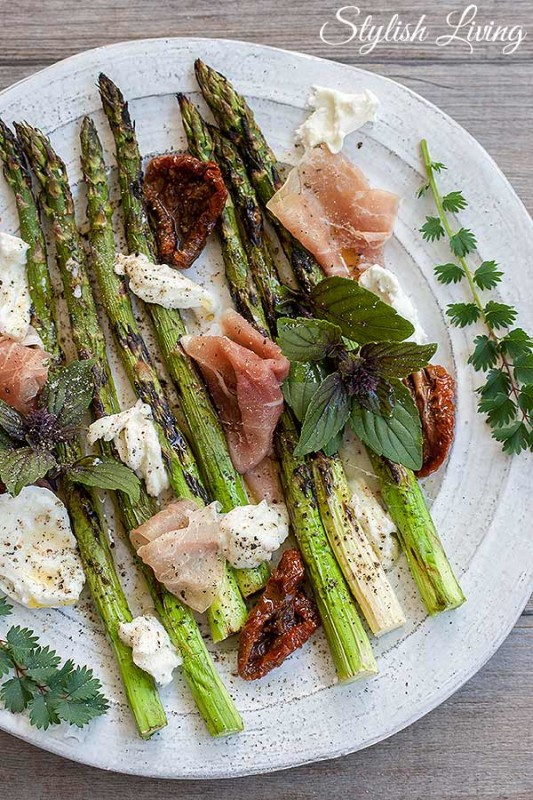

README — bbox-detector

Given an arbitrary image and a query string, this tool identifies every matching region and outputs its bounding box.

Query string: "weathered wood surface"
[0,1,532,797]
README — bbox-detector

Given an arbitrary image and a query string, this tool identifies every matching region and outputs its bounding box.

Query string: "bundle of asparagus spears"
[0,58,464,739]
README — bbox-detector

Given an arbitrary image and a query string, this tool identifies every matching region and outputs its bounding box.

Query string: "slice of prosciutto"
[131,500,224,613]
[182,310,290,474]
[267,147,398,278]
[0,336,49,414]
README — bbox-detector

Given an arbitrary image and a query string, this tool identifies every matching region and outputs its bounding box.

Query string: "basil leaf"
[0,447,58,496]
[0,400,25,441]
[68,456,141,502]
[311,277,414,343]
[294,372,350,457]
[322,430,343,456]
[282,362,326,422]
[349,380,423,470]
[361,341,438,378]
[277,317,342,362]
[42,360,96,428]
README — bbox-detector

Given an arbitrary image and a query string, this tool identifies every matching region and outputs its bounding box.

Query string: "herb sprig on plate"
[278,277,437,469]
[0,595,108,729]
[419,139,533,455]
[0,360,140,498]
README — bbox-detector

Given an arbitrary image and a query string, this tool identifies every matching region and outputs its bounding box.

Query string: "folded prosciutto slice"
[0,336,49,414]
[131,500,224,613]
[267,147,399,277]
[182,310,290,474]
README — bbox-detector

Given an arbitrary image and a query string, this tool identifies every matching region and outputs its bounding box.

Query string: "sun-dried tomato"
[405,364,456,478]
[238,549,320,681]
[143,154,227,269]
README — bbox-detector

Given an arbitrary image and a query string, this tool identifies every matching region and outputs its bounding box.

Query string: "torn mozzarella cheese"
[0,232,31,341]
[220,501,290,569]
[340,429,399,570]
[115,252,215,314]
[359,264,426,344]
[0,486,85,608]
[118,614,182,686]
[88,399,168,497]
[296,86,379,154]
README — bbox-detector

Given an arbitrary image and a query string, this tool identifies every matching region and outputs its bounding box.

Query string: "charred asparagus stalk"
[0,119,167,739]
[97,74,268,602]
[179,95,378,679]
[193,60,465,615]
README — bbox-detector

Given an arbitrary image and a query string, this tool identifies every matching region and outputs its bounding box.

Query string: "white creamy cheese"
[0,232,31,341]
[88,399,169,497]
[115,253,215,315]
[219,501,290,569]
[340,429,400,571]
[296,86,379,154]
[0,486,85,608]
[118,614,182,686]
[359,264,427,344]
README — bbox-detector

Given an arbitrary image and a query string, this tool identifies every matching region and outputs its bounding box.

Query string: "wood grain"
[0,0,532,796]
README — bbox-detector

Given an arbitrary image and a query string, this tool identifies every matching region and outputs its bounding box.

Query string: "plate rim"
[0,35,532,779]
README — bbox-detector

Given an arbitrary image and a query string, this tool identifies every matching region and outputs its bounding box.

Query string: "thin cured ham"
[182,310,290,474]
[0,336,49,414]
[131,500,224,613]
[267,147,398,278]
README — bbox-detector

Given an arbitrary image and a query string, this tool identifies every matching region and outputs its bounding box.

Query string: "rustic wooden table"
[0,1,531,797]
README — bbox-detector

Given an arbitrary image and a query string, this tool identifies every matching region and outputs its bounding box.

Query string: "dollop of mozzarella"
[359,264,427,344]
[88,399,168,497]
[296,86,379,154]
[115,253,215,314]
[118,614,182,686]
[0,486,85,608]
[339,429,400,571]
[0,232,31,341]
[219,501,290,569]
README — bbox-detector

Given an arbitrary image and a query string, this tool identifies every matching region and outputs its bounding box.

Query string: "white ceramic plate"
[0,37,532,779]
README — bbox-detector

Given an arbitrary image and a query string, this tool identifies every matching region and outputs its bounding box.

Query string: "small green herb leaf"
[447,302,481,327]
[0,400,25,441]
[473,261,503,290]
[416,183,429,198]
[478,368,512,400]
[514,353,533,385]
[349,380,423,470]
[500,328,533,360]
[468,335,499,371]
[25,646,62,683]
[478,393,517,427]
[442,191,468,212]
[1,677,32,713]
[277,317,341,362]
[42,359,96,428]
[311,277,414,343]
[420,216,445,242]
[449,228,477,257]
[294,373,350,457]
[492,421,530,455]
[28,692,60,730]
[0,650,12,677]
[68,456,141,502]
[518,385,533,413]
[434,263,465,285]
[0,447,58,496]
[0,596,12,617]
[360,341,438,379]
[431,161,447,172]
[484,301,517,331]
[6,626,40,663]
[282,362,325,422]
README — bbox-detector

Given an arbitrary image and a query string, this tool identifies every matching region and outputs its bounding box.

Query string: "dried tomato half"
[143,154,227,269]
[238,549,320,681]
[405,364,456,478]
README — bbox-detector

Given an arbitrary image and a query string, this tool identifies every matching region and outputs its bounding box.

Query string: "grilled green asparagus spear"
[194,61,465,615]
[97,74,267,600]
[0,119,167,738]
[179,96,377,680]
